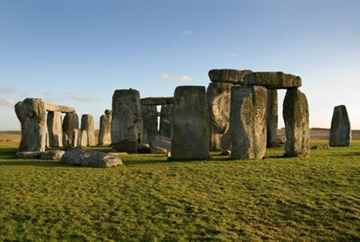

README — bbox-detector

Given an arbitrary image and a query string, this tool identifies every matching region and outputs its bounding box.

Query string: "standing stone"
[283,88,310,157]
[63,112,79,147]
[266,89,278,147]
[207,82,233,151]
[73,129,80,147]
[171,86,209,160]
[111,89,143,153]
[15,98,47,152]
[99,110,112,146]
[80,129,88,147]
[142,105,158,144]
[159,104,172,138]
[81,114,96,146]
[329,105,351,146]
[230,86,267,160]
[47,111,63,148]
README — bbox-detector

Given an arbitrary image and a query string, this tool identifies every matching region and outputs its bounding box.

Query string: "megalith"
[283,88,310,157]
[142,105,158,144]
[266,89,278,147]
[230,86,267,160]
[99,110,112,146]
[329,105,351,146]
[81,114,96,146]
[80,129,88,147]
[243,72,302,89]
[47,111,63,148]
[62,112,79,147]
[171,86,209,160]
[111,89,143,153]
[15,98,47,152]
[159,104,172,138]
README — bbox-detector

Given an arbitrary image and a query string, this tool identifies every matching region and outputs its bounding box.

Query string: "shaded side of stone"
[329,105,351,146]
[266,89,278,147]
[111,89,143,153]
[283,88,310,157]
[244,72,302,89]
[171,86,210,160]
[159,104,172,138]
[208,69,252,84]
[142,105,158,144]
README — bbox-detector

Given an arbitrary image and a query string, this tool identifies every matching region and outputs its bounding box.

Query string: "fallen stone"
[283,88,310,157]
[62,149,123,168]
[16,151,41,159]
[230,86,267,160]
[244,72,302,89]
[171,86,210,160]
[329,105,351,147]
[208,69,252,84]
[40,150,65,160]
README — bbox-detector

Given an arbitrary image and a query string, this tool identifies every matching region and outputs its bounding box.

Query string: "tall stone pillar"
[283,88,310,157]
[329,105,351,146]
[266,89,278,147]
[81,114,96,146]
[111,89,143,153]
[99,110,112,146]
[230,86,267,160]
[47,111,63,148]
[62,112,79,148]
[159,104,172,138]
[15,98,47,152]
[142,105,158,144]
[171,86,209,160]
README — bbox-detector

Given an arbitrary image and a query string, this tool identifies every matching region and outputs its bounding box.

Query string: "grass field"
[0,134,359,241]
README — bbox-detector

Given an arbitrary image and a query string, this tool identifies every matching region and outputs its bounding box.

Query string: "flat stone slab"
[244,72,302,89]
[208,69,252,84]
[62,149,123,168]
[141,97,174,106]
[45,102,75,113]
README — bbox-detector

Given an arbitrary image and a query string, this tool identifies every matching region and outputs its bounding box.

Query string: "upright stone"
[230,86,267,160]
[80,129,88,147]
[15,98,47,152]
[47,111,63,148]
[171,86,209,160]
[142,105,158,144]
[267,89,278,147]
[283,88,310,157]
[62,112,79,147]
[159,104,172,138]
[111,89,143,153]
[207,82,233,151]
[329,105,351,146]
[81,114,96,146]
[99,110,112,146]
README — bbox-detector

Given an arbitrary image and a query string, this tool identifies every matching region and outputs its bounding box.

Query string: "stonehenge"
[159,104,172,138]
[267,89,278,147]
[142,105,158,144]
[47,111,63,148]
[81,114,96,146]
[329,105,351,146]
[99,110,112,146]
[171,86,210,160]
[63,112,79,148]
[230,86,267,159]
[111,89,143,152]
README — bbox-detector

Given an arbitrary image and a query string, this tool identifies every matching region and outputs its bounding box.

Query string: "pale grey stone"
[62,149,123,168]
[81,114,96,146]
[47,111,63,148]
[62,112,79,147]
[99,110,112,146]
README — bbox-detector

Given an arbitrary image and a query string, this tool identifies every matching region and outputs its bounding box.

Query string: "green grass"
[0,142,359,241]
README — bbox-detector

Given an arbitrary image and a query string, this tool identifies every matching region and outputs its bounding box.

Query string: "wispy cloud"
[0,98,15,107]
[160,73,193,82]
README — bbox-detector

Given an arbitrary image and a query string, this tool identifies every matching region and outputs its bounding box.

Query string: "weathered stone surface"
[47,111,63,148]
[208,69,252,84]
[81,114,96,146]
[283,88,310,157]
[111,89,143,153]
[141,97,174,106]
[266,89,278,147]
[150,135,171,153]
[15,98,47,152]
[40,150,65,160]
[62,149,123,168]
[99,110,112,146]
[244,72,302,89]
[45,103,75,113]
[73,129,80,147]
[16,151,41,159]
[142,105,158,144]
[62,112,79,147]
[80,129,88,147]
[171,86,210,160]
[329,105,351,146]
[159,104,172,138]
[207,82,233,151]
[230,86,267,160]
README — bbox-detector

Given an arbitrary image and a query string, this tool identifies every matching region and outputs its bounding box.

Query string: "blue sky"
[0,0,359,130]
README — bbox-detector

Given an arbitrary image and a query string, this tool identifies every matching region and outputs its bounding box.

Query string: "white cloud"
[0,98,15,107]
[160,73,193,82]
